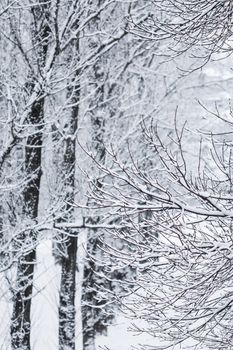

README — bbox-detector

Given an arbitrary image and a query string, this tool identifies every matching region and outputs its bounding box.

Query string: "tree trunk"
[58,60,79,350]
[11,99,44,350]
[11,2,50,348]
[11,250,36,350]
[58,119,78,349]
[82,233,98,350]
[59,235,77,350]
[82,62,106,350]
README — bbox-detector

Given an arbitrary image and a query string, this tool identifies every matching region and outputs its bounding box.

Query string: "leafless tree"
[130,0,233,62]
[83,108,233,349]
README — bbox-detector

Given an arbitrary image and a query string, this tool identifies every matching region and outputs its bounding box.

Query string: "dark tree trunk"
[58,117,78,349]
[81,5,110,344]
[82,231,100,350]
[10,2,50,348]
[58,51,79,349]
[59,235,77,350]
[11,250,36,350]
[11,99,44,350]
[82,58,106,350]
[58,148,78,350]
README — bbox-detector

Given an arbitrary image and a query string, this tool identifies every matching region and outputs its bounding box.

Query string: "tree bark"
[58,54,79,350]
[82,232,98,350]
[11,2,50,348]
[59,235,77,350]
[11,99,44,350]
[82,56,106,350]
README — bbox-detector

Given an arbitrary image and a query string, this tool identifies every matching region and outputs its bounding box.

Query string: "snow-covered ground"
[0,238,207,350]
[31,240,60,350]
[29,240,152,350]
